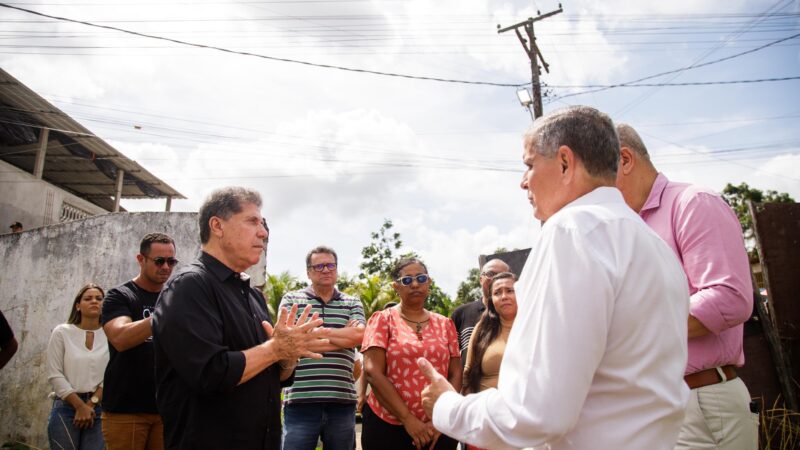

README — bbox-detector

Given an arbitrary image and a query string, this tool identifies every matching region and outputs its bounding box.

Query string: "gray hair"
[524,105,619,180]
[306,245,338,267]
[199,186,262,244]
[616,123,651,161]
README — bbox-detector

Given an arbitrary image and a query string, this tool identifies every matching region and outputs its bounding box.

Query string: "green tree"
[722,182,794,242]
[454,267,481,306]
[344,274,398,320]
[336,272,356,292]
[359,219,403,278]
[355,219,456,317]
[263,271,307,318]
[427,282,455,316]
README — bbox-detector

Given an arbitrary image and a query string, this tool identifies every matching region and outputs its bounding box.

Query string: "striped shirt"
[280,287,365,404]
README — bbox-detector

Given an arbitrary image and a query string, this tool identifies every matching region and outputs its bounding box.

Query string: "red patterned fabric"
[362,307,459,425]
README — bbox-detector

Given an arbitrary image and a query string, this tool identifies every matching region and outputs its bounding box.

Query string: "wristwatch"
[90,395,100,406]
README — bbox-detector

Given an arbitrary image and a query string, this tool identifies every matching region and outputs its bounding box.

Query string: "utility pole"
[498,4,563,119]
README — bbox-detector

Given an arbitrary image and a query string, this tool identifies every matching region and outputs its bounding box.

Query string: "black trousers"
[360,403,458,450]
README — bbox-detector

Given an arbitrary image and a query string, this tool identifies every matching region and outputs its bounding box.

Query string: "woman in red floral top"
[361,257,461,450]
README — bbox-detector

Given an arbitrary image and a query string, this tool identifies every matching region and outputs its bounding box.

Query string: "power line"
[641,131,800,183]
[6,3,794,89]
[614,0,794,117]
[550,30,800,101]
[0,3,526,87]
[550,76,800,88]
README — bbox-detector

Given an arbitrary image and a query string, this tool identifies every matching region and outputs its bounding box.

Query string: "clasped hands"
[262,304,331,363]
[407,358,459,449]
[73,401,96,429]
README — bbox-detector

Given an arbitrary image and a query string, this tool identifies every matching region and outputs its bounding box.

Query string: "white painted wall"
[0,212,266,447]
[0,158,108,233]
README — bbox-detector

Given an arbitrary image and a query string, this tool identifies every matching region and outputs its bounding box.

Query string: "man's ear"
[557,145,574,176]
[209,216,224,238]
[619,147,635,175]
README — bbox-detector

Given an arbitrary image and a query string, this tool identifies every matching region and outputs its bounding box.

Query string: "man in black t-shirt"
[451,258,509,365]
[102,232,178,450]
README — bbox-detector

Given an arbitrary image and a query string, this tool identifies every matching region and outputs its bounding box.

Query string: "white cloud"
[5,0,797,298]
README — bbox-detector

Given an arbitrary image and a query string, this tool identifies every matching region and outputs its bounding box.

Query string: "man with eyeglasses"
[279,246,366,450]
[451,258,510,367]
[101,232,178,450]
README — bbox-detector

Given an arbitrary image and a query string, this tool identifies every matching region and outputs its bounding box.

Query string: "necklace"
[399,312,430,341]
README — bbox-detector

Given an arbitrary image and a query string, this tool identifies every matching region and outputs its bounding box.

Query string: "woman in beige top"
[461,272,517,450]
[463,272,518,394]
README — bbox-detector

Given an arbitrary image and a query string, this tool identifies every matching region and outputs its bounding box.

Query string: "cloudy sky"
[2,0,798,295]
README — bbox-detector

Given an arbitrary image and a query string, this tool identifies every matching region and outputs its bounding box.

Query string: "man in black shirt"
[152,186,330,450]
[451,258,509,365]
[102,232,177,450]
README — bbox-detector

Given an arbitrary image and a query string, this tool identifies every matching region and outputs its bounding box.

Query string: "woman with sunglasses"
[460,272,518,450]
[361,257,461,450]
[46,283,110,450]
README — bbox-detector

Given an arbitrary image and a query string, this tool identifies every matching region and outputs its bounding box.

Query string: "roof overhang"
[0,68,185,211]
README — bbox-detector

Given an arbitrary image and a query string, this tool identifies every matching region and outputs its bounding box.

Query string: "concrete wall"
[0,212,265,447]
[0,158,107,233]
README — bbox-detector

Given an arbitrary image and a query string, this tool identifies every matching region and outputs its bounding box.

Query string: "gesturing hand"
[418,357,456,419]
[262,304,329,361]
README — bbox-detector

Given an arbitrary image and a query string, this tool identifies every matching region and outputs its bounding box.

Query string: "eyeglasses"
[480,270,498,278]
[308,263,337,272]
[146,256,179,267]
[396,274,430,286]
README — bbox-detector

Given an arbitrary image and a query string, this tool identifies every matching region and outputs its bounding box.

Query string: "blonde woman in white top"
[46,283,110,450]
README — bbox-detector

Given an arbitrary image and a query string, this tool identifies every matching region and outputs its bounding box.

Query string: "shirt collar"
[200,251,248,283]
[303,286,342,301]
[640,172,669,214]
[560,185,626,211]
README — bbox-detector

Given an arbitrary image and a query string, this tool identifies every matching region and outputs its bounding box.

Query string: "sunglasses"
[146,256,179,267]
[480,270,499,278]
[396,274,430,286]
[308,263,337,272]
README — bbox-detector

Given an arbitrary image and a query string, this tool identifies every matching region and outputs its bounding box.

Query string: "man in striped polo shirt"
[280,246,366,450]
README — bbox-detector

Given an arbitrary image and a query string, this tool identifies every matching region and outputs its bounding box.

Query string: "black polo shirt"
[451,300,486,364]
[153,252,290,450]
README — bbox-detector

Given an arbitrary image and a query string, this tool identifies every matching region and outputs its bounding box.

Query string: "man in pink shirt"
[615,123,756,449]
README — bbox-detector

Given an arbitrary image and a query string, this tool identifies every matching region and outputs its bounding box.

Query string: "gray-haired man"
[153,186,329,450]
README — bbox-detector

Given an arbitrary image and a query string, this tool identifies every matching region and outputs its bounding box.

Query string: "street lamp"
[516,88,535,121]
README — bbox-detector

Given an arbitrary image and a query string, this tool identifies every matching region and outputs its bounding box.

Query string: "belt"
[684,365,737,390]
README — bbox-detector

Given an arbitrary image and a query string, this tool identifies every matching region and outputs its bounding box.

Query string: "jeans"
[47,397,105,450]
[282,402,356,450]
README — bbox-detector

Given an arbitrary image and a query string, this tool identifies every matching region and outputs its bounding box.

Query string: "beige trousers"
[102,411,164,450]
[675,376,758,450]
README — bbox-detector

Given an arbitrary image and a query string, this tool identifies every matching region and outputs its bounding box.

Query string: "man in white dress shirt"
[418,106,690,450]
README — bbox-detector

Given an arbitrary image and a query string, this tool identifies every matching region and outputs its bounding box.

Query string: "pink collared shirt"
[640,173,753,374]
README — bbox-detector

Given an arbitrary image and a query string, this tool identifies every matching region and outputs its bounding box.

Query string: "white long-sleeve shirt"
[46,323,109,399]
[432,187,690,450]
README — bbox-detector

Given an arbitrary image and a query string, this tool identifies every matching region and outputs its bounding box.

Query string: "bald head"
[616,123,650,162]
[480,259,510,302]
[615,123,658,213]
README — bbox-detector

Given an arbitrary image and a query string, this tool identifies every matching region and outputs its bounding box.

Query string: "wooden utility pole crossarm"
[498,5,563,119]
